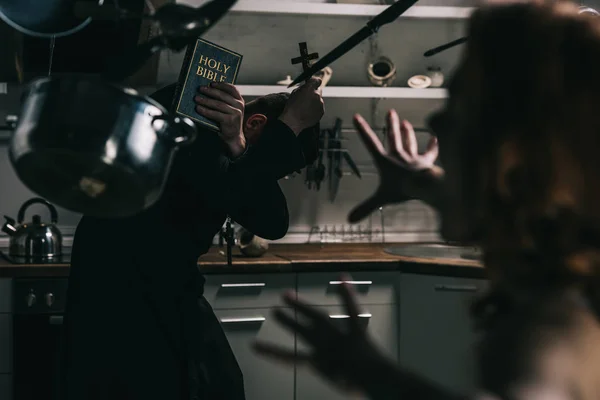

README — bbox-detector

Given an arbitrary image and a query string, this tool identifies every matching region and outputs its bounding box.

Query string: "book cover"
[172,38,243,131]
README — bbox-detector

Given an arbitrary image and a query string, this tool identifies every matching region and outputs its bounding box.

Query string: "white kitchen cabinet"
[214,308,295,400]
[203,273,295,310]
[0,374,11,400]
[296,271,399,306]
[295,304,398,400]
[399,273,488,395]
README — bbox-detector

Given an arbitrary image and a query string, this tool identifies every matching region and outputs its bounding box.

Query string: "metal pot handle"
[17,198,59,224]
[153,115,197,146]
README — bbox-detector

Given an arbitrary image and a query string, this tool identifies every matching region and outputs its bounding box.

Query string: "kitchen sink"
[383,244,482,261]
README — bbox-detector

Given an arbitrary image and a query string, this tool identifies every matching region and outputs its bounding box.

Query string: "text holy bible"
[173,38,243,131]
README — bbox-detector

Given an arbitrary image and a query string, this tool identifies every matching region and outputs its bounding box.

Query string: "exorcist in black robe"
[59,84,307,400]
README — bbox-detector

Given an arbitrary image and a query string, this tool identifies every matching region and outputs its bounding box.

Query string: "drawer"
[297,271,398,306]
[296,304,398,400]
[0,315,11,374]
[214,308,294,400]
[203,273,295,310]
[0,374,11,400]
[0,280,12,313]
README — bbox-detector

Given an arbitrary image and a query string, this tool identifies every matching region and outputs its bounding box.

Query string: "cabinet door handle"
[434,284,478,292]
[49,316,63,325]
[329,280,372,285]
[220,317,266,323]
[329,313,372,319]
[221,283,266,288]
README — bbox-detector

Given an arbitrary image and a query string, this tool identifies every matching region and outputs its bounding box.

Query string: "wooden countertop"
[0,243,485,278]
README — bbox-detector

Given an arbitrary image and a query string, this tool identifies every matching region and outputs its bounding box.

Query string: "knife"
[288,0,419,87]
[315,130,327,190]
[343,151,362,179]
[330,118,343,202]
[423,36,467,57]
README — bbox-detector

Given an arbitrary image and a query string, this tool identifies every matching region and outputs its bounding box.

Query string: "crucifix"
[291,42,319,81]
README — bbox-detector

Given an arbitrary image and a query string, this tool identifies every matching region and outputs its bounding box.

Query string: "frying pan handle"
[153,115,197,146]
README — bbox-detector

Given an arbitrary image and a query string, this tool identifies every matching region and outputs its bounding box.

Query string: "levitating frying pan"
[0,0,103,38]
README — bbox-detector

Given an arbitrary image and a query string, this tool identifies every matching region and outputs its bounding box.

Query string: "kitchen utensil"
[288,0,419,87]
[1,197,63,258]
[407,74,432,88]
[423,36,467,57]
[426,66,444,87]
[342,149,362,178]
[367,56,396,87]
[237,227,268,257]
[9,75,197,218]
[0,0,100,38]
[329,118,343,202]
[277,75,293,86]
[314,130,327,190]
[102,0,238,82]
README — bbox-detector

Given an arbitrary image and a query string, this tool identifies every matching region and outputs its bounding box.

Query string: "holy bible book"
[173,38,243,131]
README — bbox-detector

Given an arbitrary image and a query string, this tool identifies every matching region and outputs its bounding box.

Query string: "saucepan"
[0,0,101,38]
[3,0,238,218]
[9,75,196,218]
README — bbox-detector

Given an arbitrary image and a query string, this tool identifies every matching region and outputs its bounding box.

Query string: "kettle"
[2,197,63,258]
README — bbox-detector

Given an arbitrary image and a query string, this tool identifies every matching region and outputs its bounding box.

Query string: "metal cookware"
[367,56,396,87]
[0,0,100,38]
[2,197,63,258]
[9,75,196,218]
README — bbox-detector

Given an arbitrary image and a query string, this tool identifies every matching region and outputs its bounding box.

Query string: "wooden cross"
[291,42,319,73]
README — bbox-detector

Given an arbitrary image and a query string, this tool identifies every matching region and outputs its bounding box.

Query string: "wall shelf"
[177,0,474,20]
[236,85,448,99]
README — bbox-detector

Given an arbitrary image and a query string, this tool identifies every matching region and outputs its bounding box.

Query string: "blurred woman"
[254,2,600,399]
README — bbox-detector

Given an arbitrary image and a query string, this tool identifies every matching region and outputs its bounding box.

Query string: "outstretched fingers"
[337,275,363,333]
[347,193,384,224]
[272,306,317,344]
[400,119,418,157]
[386,110,407,158]
[282,292,328,324]
[253,341,313,365]
[420,136,439,166]
[353,114,386,158]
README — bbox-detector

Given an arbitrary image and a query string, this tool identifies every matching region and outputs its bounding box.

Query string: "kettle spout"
[2,216,17,236]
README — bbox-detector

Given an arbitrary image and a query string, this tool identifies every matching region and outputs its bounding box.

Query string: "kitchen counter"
[0,243,485,278]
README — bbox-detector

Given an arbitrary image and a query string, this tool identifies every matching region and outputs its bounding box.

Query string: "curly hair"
[439,1,600,286]
[436,2,600,396]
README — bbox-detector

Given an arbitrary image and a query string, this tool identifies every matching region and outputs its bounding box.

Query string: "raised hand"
[253,275,394,396]
[278,77,325,135]
[195,82,246,155]
[348,110,444,223]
